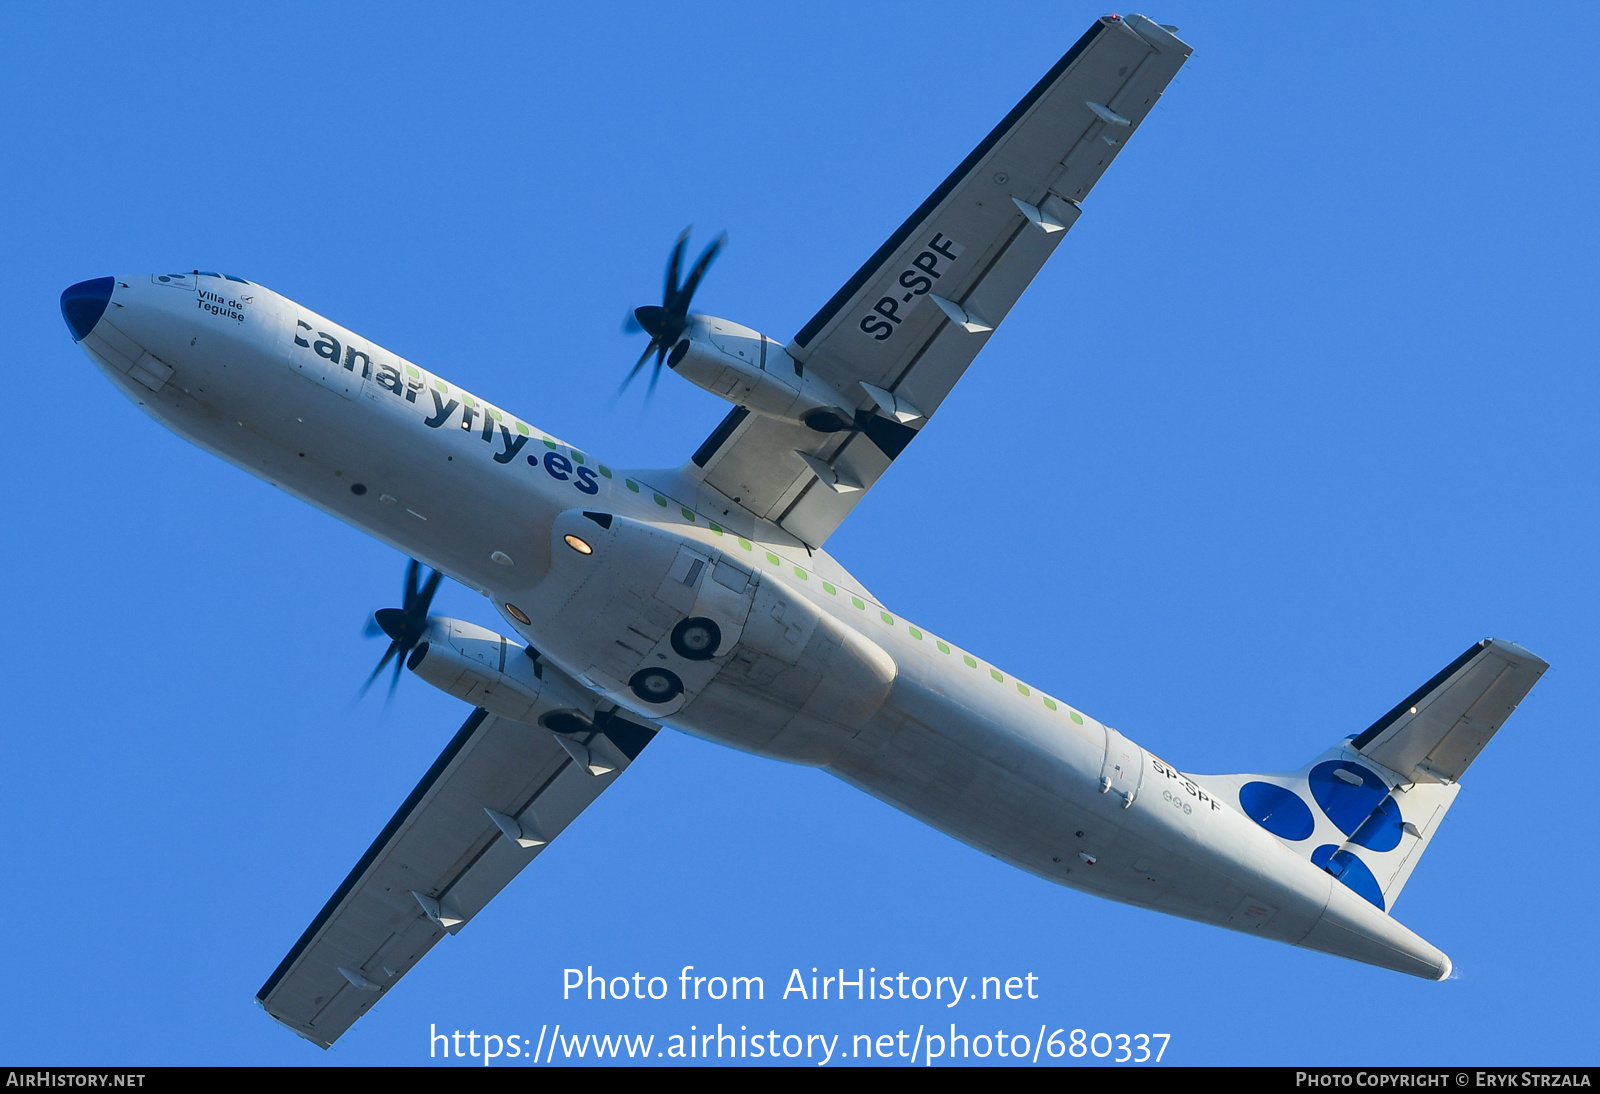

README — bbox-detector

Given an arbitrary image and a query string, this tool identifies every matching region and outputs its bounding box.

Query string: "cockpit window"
[224,274,250,284]
[194,271,220,278]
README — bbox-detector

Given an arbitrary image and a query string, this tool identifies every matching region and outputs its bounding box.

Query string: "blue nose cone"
[60,277,115,342]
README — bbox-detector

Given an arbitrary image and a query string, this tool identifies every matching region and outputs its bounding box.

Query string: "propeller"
[621,228,725,396]
[361,559,443,696]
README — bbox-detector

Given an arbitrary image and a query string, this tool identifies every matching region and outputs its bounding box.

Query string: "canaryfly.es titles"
[563,966,1040,1007]
[289,318,608,493]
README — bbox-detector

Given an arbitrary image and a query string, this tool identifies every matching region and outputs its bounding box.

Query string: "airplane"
[58,14,1547,1049]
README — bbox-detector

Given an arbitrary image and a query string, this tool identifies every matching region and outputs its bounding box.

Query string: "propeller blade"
[664,229,689,304]
[622,229,724,400]
[619,340,658,393]
[622,309,644,335]
[359,560,445,700]
[403,558,420,607]
[363,614,386,639]
[675,233,725,312]
[360,643,398,696]
[416,568,442,615]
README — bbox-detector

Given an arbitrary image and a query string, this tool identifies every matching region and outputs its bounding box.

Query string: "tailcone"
[1298,883,1451,980]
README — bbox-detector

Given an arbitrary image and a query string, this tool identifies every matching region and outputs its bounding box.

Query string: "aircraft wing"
[256,705,657,1048]
[687,14,1192,547]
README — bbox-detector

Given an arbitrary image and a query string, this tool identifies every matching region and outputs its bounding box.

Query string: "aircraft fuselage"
[72,271,1452,980]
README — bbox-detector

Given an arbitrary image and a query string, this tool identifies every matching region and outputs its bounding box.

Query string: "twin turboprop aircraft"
[60,14,1546,1048]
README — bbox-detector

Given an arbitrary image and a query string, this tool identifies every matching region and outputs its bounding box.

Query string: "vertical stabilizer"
[1195,639,1546,913]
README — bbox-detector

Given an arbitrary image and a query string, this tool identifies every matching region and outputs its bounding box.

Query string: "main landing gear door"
[541,511,758,717]
[1100,726,1145,808]
[623,544,757,713]
[689,553,757,651]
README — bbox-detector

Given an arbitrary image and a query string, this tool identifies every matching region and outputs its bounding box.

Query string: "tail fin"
[1197,638,1547,913]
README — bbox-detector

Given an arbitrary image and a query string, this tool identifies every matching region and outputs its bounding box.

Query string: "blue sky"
[3,1,1597,1066]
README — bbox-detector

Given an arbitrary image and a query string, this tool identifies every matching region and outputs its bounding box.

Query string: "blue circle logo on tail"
[1239,781,1315,840]
[1311,844,1386,910]
[1309,761,1390,835]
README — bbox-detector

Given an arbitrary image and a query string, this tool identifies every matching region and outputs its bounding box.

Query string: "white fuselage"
[79,272,1451,979]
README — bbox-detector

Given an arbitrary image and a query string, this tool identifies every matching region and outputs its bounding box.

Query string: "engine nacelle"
[406,616,646,775]
[668,316,858,432]
[407,616,546,720]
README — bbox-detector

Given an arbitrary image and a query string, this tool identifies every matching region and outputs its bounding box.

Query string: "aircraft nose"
[60,277,115,342]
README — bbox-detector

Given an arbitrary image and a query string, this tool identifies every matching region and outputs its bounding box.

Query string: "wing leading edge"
[257,704,657,1048]
[688,15,1192,547]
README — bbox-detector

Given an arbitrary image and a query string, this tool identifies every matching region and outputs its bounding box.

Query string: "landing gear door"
[621,544,757,715]
[692,554,757,650]
[1101,726,1145,807]
[543,512,759,719]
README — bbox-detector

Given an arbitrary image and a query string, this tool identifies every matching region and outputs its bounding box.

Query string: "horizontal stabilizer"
[1194,637,1548,915]
[1352,638,1548,784]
